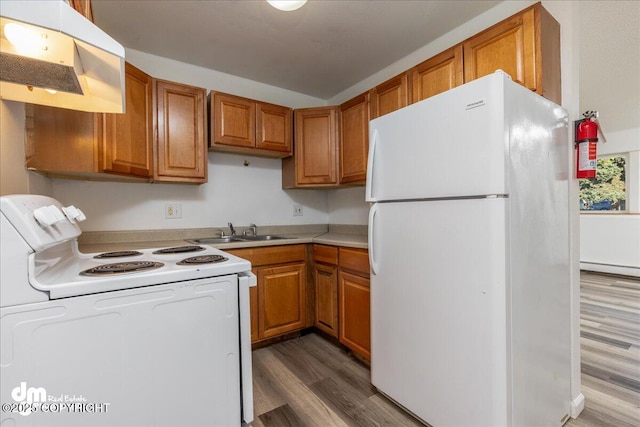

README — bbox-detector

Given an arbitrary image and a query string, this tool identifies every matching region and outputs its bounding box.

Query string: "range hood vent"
[0,0,125,113]
[1,52,83,94]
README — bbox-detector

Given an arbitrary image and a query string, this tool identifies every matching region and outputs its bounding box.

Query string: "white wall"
[327,187,368,225]
[579,133,640,276]
[125,49,325,110]
[580,214,640,276]
[578,1,640,276]
[0,101,52,197]
[52,153,328,231]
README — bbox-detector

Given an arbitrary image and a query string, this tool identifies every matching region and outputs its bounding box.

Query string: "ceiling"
[92,0,500,99]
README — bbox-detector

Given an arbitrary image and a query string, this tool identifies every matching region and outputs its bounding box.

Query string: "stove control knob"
[62,205,87,223]
[33,206,61,227]
[49,205,66,223]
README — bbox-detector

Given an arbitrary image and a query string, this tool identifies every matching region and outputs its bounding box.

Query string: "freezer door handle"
[365,129,378,202]
[238,271,256,424]
[368,204,379,275]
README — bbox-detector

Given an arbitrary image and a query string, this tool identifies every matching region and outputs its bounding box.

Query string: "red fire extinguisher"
[575,111,605,179]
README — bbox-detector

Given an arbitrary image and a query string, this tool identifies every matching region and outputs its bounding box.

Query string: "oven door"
[0,274,244,426]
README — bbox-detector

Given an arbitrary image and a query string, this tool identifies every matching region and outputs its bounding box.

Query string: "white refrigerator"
[367,71,572,427]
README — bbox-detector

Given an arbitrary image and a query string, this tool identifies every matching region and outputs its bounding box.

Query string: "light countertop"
[78,224,367,254]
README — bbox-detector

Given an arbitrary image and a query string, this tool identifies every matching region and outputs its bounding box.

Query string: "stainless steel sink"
[187,235,290,244]
[241,235,288,241]
[187,237,245,244]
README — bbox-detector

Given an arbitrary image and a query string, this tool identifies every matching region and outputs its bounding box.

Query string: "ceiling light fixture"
[267,0,307,12]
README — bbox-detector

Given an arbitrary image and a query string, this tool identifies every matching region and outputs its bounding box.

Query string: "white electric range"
[0,194,255,426]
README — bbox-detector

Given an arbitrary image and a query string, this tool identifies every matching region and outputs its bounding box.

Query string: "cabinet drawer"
[339,247,370,277]
[227,244,306,267]
[313,244,338,265]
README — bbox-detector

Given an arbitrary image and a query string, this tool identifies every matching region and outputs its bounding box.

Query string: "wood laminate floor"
[251,272,640,426]
[566,272,640,427]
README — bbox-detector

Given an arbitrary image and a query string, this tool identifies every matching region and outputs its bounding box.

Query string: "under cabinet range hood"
[0,0,125,113]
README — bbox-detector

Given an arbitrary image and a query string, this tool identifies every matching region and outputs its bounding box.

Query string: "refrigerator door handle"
[368,203,379,275]
[365,129,378,202]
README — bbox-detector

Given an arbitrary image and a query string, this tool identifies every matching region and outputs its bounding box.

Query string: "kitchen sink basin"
[241,235,288,241]
[187,235,290,244]
[187,237,245,244]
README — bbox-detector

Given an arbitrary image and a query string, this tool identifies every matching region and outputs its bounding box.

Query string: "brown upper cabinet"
[462,2,561,103]
[102,62,154,179]
[339,92,370,185]
[283,97,369,189]
[155,80,207,183]
[369,73,410,119]
[26,63,208,184]
[282,107,339,188]
[209,91,292,158]
[25,105,103,178]
[69,0,94,22]
[410,45,464,104]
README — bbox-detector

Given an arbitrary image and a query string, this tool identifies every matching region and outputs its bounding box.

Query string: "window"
[579,155,627,211]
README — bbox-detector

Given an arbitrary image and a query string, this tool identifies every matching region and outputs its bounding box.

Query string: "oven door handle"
[238,271,256,424]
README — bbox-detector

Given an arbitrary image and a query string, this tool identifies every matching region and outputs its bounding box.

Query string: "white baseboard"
[580,262,640,277]
[571,393,585,419]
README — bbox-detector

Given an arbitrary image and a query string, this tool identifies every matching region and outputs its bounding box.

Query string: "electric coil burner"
[80,261,164,276]
[94,250,143,259]
[152,245,205,254]
[177,254,228,265]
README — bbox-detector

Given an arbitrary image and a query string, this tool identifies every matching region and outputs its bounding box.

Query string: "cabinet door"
[211,92,255,149]
[463,7,536,92]
[339,271,371,360]
[155,80,207,183]
[315,263,339,337]
[288,107,338,187]
[369,73,409,119]
[258,263,306,339]
[102,62,154,178]
[256,102,292,154]
[25,104,100,174]
[339,92,369,185]
[411,45,463,103]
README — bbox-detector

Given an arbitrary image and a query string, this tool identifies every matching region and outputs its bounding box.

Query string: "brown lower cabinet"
[258,263,306,339]
[230,243,370,357]
[314,263,339,336]
[339,271,371,360]
[338,247,371,360]
[227,245,308,343]
[313,244,371,360]
[313,245,339,337]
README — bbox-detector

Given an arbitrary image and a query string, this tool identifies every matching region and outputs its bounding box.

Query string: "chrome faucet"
[243,223,257,237]
[228,222,236,237]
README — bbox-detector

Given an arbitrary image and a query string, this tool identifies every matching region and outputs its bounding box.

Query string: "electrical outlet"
[165,203,182,219]
[293,204,303,216]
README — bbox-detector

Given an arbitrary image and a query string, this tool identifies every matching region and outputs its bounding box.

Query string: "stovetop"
[30,243,251,299]
[0,195,251,301]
